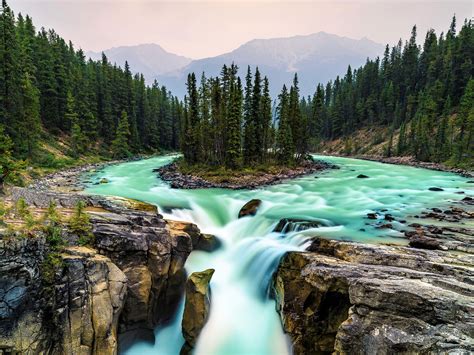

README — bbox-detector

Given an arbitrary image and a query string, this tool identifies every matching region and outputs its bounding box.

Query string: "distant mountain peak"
[86,43,192,78]
[89,32,384,98]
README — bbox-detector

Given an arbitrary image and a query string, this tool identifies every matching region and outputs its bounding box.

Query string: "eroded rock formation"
[181,269,215,354]
[273,238,474,354]
[0,189,211,354]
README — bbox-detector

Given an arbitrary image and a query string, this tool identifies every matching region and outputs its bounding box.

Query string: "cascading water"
[85,155,473,355]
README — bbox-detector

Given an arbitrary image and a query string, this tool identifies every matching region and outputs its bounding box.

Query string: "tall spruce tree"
[111,111,131,158]
[277,85,294,164]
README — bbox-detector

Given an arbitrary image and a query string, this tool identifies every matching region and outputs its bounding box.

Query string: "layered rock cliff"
[0,189,207,354]
[273,237,474,354]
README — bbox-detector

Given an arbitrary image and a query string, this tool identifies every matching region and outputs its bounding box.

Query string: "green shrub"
[69,201,94,246]
[41,252,63,285]
[15,198,29,218]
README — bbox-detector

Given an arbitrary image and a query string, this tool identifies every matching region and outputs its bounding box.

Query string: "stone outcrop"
[90,207,194,331]
[0,237,48,353]
[55,247,127,355]
[181,269,215,354]
[0,190,211,354]
[273,238,474,354]
[0,239,127,354]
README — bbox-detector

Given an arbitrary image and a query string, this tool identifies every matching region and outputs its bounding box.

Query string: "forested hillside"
[306,18,473,167]
[1,0,473,192]
[0,1,183,186]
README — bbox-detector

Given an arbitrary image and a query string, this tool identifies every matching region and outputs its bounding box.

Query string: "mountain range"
[87,32,384,97]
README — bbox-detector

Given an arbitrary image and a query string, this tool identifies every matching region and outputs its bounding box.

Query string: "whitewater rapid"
[85,155,473,355]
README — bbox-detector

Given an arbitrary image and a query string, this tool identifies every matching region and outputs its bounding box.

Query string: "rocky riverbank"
[0,187,213,354]
[155,159,337,189]
[343,154,474,178]
[272,197,474,354]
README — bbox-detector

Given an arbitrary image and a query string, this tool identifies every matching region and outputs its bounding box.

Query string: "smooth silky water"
[85,155,473,355]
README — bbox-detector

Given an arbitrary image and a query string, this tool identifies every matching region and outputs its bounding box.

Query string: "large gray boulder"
[273,238,474,354]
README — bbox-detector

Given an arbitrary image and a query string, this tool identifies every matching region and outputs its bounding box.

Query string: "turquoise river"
[85,155,473,355]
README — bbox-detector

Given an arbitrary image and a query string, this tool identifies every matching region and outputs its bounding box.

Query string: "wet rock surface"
[181,269,215,354]
[155,160,337,190]
[273,218,326,233]
[274,237,474,354]
[238,199,262,218]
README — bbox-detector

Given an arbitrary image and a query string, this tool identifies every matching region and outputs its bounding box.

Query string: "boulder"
[428,187,444,191]
[356,174,369,178]
[238,199,262,218]
[194,234,222,252]
[181,269,215,353]
[409,235,441,250]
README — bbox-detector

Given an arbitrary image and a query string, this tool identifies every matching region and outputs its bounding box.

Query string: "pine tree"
[276,85,294,164]
[243,66,255,165]
[260,77,272,162]
[454,78,474,162]
[0,0,22,145]
[66,93,85,157]
[184,73,199,164]
[397,122,407,155]
[19,74,41,157]
[0,124,16,193]
[251,67,262,163]
[225,76,242,168]
[111,111,131,158]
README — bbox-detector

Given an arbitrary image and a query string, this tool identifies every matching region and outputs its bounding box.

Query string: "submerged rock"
[238,199,262,218]
[356,174,369,178]
[273,218,324,233]
[428,187,444,191]
[274,238,474,354]
[181,269,215,354]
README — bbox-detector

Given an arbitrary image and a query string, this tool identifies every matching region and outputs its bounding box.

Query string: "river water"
[85,155,473,355]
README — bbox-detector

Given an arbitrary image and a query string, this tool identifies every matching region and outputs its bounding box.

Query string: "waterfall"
[85,154,473,355]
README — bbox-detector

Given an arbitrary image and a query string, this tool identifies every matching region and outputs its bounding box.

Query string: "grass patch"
[175,158,310,184]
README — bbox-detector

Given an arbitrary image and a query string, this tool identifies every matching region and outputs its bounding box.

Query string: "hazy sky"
[10,0,473,59]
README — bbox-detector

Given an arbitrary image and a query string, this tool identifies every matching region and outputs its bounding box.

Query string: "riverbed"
[85,155,473,355]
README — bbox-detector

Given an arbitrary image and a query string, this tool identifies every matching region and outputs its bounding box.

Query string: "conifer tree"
[260,77,272,162]
[111,111,131,158]
[19,74,41,157]
[276,85,294,164]
[250,67,262,162]
[225,76,242,168]
[0,124,16,193]
[243,66,255,165]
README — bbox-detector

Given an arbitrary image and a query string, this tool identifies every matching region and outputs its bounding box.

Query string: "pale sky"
[10,0,474,59]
